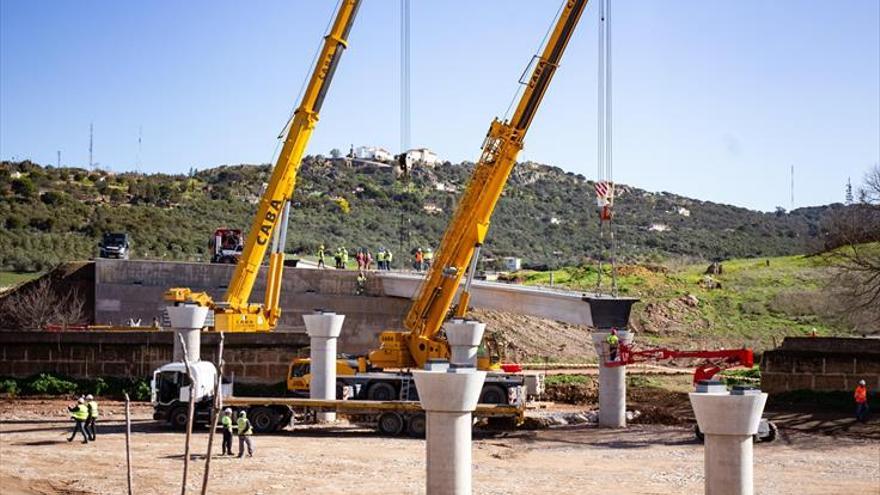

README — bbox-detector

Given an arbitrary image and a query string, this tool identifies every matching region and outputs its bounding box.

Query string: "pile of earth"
[470,308,596,363]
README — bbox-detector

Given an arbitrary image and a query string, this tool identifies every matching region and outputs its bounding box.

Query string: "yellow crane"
[164,0,363,331]
[368,0,589,370]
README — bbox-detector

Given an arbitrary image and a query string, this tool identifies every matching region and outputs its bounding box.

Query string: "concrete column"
[166,305,209,363]
[413,321,487,495]
[591,330,633,428]
[444,319,486,367]
[414,368,486,495]
[303,310,345,422]
[689,383,768,495]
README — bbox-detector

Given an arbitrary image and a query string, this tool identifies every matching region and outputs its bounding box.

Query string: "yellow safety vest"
[237,417,253,436]
[606,334,619,346]
[71,404,88,421]
[87,400,98,418]
[221,415,233,431]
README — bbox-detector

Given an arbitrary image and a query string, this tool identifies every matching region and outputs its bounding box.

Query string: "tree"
[11,177,35,198]
[824,164,880,329]
[0,278,87,330]
[330,148,342,159]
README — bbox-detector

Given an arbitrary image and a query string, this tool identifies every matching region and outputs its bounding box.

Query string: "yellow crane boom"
[369,0,589,369]
[165,0,362,331]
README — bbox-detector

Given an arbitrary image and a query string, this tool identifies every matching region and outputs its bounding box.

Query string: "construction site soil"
[1,398,877,494]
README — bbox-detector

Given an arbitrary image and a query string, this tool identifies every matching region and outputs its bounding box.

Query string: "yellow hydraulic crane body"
[165,0,362,331]
[368,0,588,369]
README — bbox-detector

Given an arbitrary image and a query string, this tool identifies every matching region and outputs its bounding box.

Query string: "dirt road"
[1,399,877,494]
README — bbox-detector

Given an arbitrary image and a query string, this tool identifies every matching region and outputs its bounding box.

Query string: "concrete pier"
[413,321,487,495]
[591,330,633,428]
[166,305,209,362]
[689,382,768,495]
[303,310,345,422]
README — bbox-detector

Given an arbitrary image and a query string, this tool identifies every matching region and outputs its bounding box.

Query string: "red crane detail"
[603,343,754,385]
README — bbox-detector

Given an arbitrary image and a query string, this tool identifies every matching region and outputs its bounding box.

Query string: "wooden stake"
[200,333,225,495]
[178,334,197,495]
[124,392,134,495]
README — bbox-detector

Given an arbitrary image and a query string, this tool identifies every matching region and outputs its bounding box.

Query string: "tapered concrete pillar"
[166,305,209,363]
[414,321,486,495]
[689,383,768,495]
[591,330,633,427]
[303,310,345,422]
[444,319,486,367]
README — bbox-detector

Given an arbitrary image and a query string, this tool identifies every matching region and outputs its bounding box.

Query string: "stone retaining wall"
[760,337,880,393]
[0,330,309,384]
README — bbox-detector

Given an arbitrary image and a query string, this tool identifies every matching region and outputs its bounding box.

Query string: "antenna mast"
[89,123,94,169]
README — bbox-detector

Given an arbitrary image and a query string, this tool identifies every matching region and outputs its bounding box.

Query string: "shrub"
[25,373,77,395]
[0,378,20,396]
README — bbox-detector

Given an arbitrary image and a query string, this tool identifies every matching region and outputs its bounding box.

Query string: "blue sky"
[1,0,878,211]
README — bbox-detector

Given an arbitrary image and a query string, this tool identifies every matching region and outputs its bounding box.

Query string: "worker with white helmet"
[854,379,870,422]
[236,410,254,458]
[220,408,235,456]
[84,394,99,441]
[67,397,89,444]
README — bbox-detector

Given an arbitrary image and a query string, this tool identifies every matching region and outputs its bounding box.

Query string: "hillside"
[0,158,843,272]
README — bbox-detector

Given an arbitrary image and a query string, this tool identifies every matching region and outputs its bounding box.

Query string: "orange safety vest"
[854,385,867,404]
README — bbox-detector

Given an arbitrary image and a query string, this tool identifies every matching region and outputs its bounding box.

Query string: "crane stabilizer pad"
[583,296,639,330]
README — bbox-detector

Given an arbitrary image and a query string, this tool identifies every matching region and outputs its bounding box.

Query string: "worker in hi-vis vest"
[67,397,90,444]
[236,410,254,458]
[606,328,620,362]
[84,394,98,440]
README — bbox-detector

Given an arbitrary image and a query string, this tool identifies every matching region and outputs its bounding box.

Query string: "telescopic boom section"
[368,0,588,369]
[165,0,361,332]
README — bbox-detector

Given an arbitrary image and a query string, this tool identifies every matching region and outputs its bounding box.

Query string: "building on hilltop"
[353,146,393,163]
[404,148,441,167]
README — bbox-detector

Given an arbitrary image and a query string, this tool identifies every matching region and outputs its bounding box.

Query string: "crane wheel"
[377,412,405,436]
[479,385,507,405]
[366,382,397,401]
[407,414,426,438]
[249,407,278,433]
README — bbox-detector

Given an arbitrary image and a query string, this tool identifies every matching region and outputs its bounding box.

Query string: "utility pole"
[137,125,143,172]
[89,123,94,169]
[845,177,854,204]
[57,150,61,168]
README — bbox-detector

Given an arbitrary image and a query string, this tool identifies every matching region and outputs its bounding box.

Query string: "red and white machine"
[210,228,244,264]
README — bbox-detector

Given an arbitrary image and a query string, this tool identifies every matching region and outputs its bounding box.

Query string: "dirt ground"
[1,399,878,495]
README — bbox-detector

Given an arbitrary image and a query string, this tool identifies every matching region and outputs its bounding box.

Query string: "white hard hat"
[85,394,94,400]
[224,408,232,414]
[859,379,866,386]
[77,397,85,404]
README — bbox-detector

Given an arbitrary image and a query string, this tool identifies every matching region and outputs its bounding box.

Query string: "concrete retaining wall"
[94,260,410,353]
[761,337,880,393]
[0,330,309,384]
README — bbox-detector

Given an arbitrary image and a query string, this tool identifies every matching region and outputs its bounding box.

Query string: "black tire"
[694,424,705,443]
[336,383,346,400]
[249,407,278,433]
[407,414,426,438]
[763,421,777,443]
[367,382,397,401]
[479,385,507,405]
[377,412,405,436]
[169,406,189,430]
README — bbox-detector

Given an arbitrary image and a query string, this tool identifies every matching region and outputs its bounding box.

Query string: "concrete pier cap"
[444,318,486,368]
[166,305,209,363]
[689,382,768,495]
[303,309,345,422]
[584,296,639,330]
[302,309,345,339]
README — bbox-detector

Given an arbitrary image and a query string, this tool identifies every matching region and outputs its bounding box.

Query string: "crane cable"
[595,0,618,297]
